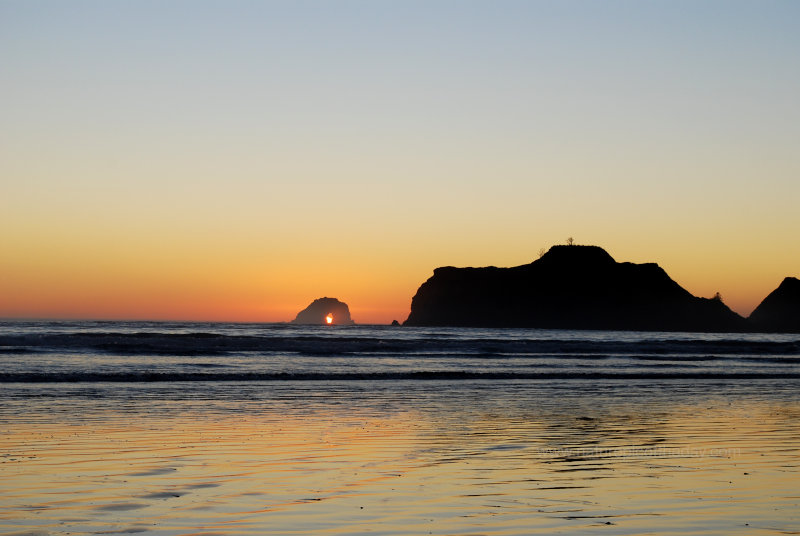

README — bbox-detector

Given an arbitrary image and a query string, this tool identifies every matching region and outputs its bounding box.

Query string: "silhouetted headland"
[749,277,800,333]
[404,245,752,332]
[292,297,355,325]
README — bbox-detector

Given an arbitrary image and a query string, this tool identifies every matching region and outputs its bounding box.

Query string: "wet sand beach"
[1,379,798,535]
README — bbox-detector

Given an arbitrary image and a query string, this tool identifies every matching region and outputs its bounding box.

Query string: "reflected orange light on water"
[1,396,798,535]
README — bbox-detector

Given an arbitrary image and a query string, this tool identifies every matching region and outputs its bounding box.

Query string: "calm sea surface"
[1,321,799,535]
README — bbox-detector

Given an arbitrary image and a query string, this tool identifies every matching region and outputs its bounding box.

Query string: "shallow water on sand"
[1,380,799,535]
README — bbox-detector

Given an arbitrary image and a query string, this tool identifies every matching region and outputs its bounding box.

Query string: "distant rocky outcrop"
[404,245,747,332]
[748,277,800,333]
[292,297,355,325]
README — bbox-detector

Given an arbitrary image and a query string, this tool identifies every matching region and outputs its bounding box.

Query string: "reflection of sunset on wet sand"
[2,382,798,535]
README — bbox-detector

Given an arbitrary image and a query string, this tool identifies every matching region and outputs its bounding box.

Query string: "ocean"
[1,321,799,535]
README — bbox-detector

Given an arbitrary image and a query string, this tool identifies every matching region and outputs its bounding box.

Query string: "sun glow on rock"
[291,298,354,325]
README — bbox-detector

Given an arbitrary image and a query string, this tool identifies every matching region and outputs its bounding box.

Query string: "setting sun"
[326,313,333,324]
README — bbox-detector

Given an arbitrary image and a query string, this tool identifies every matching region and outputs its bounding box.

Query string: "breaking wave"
[1,321,798,383]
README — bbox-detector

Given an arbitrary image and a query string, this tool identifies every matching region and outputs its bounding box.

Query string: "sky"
[1,0,799,324]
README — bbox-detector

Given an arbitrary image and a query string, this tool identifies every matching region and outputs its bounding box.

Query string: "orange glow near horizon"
[326,313,333,324]
[0,234,795,324]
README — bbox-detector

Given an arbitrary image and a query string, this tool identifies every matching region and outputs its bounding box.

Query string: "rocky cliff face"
[749,277,800,333]
[292,297,355,325]
[404,245,746,332]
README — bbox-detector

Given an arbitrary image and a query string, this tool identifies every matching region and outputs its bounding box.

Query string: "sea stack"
[291,297,355,325]
[749,277,800,333]
[404,245,746,332]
